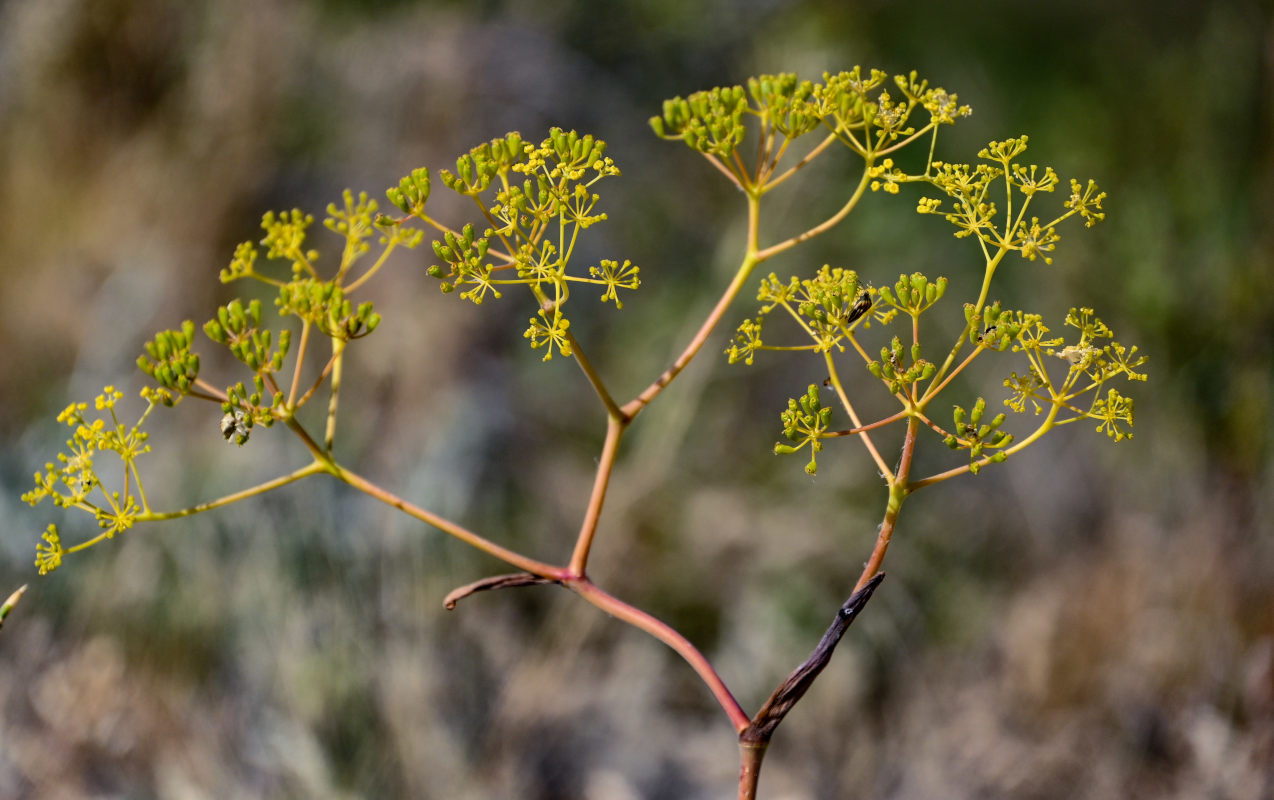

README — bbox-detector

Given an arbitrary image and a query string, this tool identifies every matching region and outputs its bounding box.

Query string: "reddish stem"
[854,417,919,592]
[571,577,751,732]
[569,416,627,575]
[738,743,767,800]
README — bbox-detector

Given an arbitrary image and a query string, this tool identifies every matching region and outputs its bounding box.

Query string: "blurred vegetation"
[1,0,1271,798]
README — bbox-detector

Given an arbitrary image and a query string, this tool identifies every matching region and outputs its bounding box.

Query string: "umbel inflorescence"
[20,65,1144,800]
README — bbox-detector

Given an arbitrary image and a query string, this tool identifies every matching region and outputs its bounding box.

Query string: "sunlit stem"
[754,164,872,262]
[294,350,339,410]
[329,463,568,580]
[569,415,627,576]
[925,247,1008,390]
[129,460,150,513]
[826,408,909,436]
[853,416,919,593]
[919,343,984,407]
[923,126,939,177]
[875,122,937,157]
[908,402,1061,491]
[144,461,327,522]
[824,352,892,480]
[325,338,346,452]
[571,577,750,732]
[192,380,228,403]
[288,320,313,410]
[621,195,762,420]
[344,240,398,293]
[563,326,619,420]
[702,152,744,190]
[764,132,837,192]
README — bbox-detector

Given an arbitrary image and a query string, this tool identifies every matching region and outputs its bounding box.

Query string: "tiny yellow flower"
[36,525,63,575]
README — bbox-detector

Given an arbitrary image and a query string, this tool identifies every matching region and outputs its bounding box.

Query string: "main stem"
[854,416,919,593]
[738,743,767,800]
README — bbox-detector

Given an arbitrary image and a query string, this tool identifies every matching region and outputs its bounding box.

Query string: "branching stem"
[854,416,919,592]
[571,577,750,732]
[331,463,569,580]
[621,196,762,419]
[325,338,345,451]
[569,415,627,575]
[755,165,872,262]
[287,320,313,409]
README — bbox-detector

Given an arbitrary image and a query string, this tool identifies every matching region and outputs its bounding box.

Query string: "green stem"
[854,416,919,592]
[287,320,313,409]
[824,351,892,480]
[925,247,1008,391]
[754,163,872,262]
[621,196,762,420]
[919,343,984,407]
[565,327,621,419]
[344,241,397,292]
[144,462,327,522]
[325,338,346,452]
[763,132,837,192]
[908,401,1061,491]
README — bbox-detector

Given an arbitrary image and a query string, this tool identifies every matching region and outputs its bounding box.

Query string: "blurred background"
[1,1,1271,797]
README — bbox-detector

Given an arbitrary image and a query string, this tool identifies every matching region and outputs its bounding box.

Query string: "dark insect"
[846,290,873,325]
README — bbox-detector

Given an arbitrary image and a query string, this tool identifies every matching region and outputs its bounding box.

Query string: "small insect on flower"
[220,409,251,445]
[846,290,873,326]
[1057,345,1098,369]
